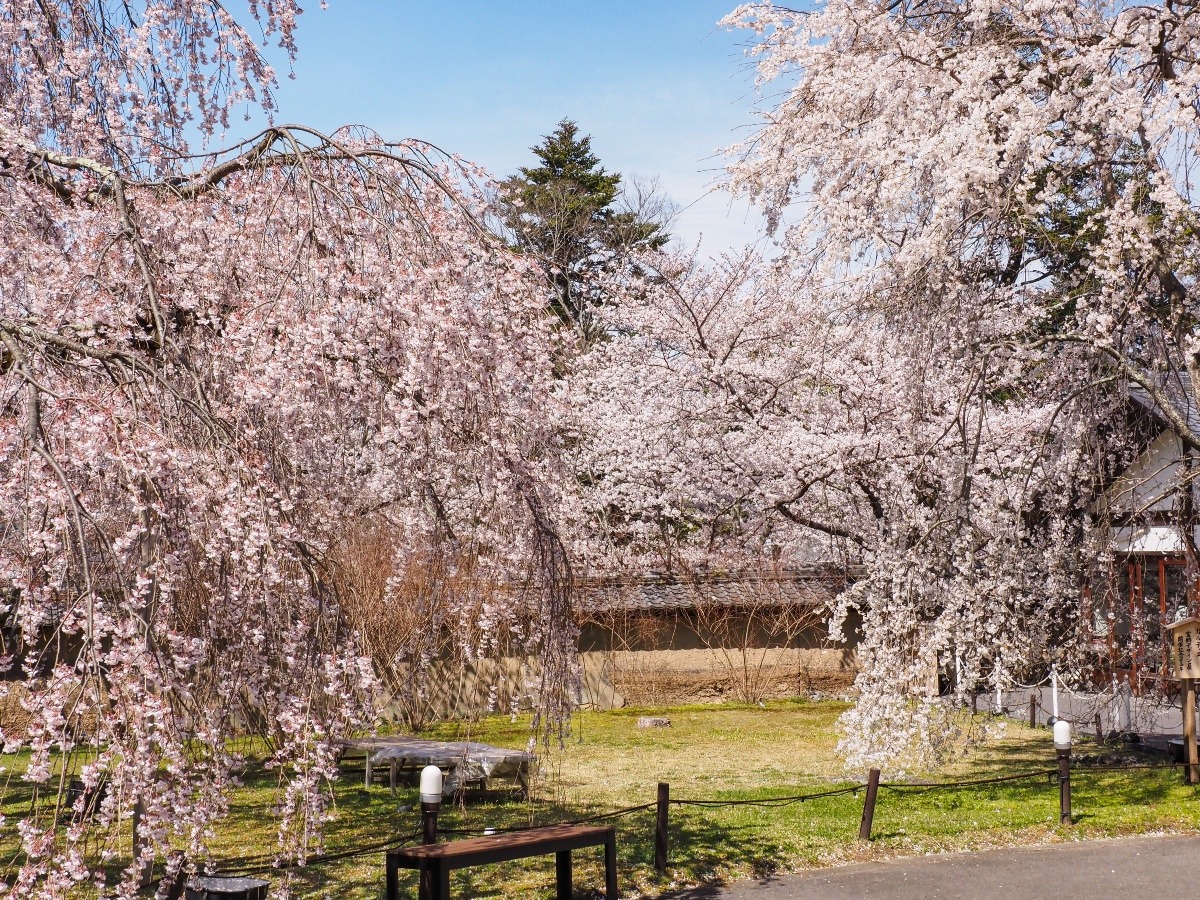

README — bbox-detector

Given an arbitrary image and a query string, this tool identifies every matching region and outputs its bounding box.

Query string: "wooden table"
[341,737,531,797]
[385,823,617,900]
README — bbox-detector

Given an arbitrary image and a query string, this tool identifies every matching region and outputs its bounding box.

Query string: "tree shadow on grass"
[669,804,795,878]
[408,799,794,900]
[217,747,1198,898]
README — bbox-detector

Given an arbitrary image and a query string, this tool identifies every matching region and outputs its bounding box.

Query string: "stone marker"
[637,716,671,728]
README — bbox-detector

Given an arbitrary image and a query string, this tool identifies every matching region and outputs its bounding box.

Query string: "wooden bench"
[385,823,617,900]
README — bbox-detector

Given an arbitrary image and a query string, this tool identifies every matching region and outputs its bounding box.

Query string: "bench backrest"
[389,824,614,869]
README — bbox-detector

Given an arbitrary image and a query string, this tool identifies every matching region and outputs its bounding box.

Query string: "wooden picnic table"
[385,823,617,900]
[340,736,532,796]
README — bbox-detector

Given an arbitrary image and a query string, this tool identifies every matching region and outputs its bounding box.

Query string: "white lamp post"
[417,765,443,900]
[419,765,443,804]
[419,765,443,845]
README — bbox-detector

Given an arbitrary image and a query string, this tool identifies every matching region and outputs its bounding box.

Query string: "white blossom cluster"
[571,0,1200,767]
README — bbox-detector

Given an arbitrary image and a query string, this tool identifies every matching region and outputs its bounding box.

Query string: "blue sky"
[245,1,770,252]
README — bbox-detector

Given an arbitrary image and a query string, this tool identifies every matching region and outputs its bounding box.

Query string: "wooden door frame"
[1125,556,1188,693]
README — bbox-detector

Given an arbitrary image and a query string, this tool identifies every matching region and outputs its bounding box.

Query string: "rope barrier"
[436,801,657,838]
[1005,673,1053,690]
[198,749,1196,882]
[436,785,866,838]
[220,829,424,877]
[880,769,1055,791]
[672,784,861,808]
[1034,702,1088,725]
[1074,762,1181,772]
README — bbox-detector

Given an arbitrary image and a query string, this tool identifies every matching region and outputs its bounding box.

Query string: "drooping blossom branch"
[711,0,1200,764]
[0,2,576,894]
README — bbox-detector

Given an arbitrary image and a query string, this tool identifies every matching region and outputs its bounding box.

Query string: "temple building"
[1089,388,1200,694]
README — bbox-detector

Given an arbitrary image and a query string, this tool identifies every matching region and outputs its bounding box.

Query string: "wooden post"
[858,768,881,841]
[162,875,186,900]
[161,851,187,900]
[971,692,977,715]
[1095,712,1103,744]
[365,753,372,789]
[654,782,669,875]
[422,804,438,845]
[389,759,397,796]
[1029,692,1037,728]
[1168,619,1200,780]
[1184,677,1198,785]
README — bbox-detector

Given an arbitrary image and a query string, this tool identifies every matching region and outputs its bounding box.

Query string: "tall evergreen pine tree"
[500,120,668,330]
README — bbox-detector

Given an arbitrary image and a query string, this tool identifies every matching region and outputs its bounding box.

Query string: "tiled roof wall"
[576,573,843,613]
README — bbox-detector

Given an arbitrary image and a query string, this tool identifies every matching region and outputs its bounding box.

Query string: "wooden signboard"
[1167,617,1200,679]
[1166,617,1200,785]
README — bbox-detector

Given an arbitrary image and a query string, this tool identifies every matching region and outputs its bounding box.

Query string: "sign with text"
[1167,617,1200,679]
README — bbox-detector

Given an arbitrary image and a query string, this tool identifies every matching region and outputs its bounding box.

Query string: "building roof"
[576,570,846,615]
[1128,380,1200,433]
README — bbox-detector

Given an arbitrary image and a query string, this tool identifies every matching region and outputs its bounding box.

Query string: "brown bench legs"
[431,864,450,900]
[555,850,572,899]
[555,837,617,899]
[388,832,617,900]
[605,834,618,898]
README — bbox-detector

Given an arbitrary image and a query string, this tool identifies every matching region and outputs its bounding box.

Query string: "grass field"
[7,700,1200,897]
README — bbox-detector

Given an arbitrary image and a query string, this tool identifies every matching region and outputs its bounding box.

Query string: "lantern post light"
[417,765,443,900]
[1053,720,1072,826]
[419,765,443,845]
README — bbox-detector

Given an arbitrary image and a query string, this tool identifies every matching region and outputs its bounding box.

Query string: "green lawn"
[5,701,1200,898]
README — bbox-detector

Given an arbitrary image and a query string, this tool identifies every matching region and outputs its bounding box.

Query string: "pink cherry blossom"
[0,2,573,892]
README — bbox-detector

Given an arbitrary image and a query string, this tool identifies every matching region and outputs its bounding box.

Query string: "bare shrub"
[327,520,559,730]
[692,592,829,704]
[581,607,687,707]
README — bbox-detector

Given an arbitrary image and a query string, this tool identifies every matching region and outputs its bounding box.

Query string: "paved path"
[668,834,1200,899]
